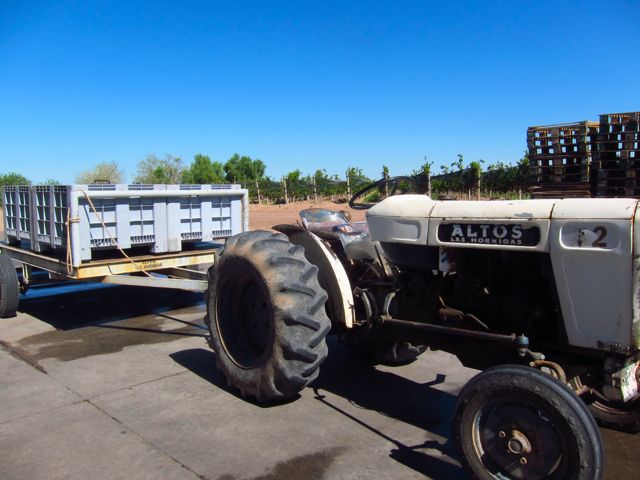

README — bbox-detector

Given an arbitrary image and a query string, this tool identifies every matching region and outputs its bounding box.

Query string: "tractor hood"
[367,195,639,251]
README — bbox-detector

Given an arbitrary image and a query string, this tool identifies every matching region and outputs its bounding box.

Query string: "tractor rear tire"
[0,253,19,318]
[206,231,331,403]
[569,371,640,433]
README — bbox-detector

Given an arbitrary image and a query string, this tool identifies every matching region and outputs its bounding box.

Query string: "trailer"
[0,184,249,317]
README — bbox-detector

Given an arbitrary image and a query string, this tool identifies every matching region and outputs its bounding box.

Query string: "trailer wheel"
[0,253,19,318]
[206,231,331,403]
[454,365,603,480]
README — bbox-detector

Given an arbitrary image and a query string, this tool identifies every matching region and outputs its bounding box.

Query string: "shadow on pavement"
[18,283,204,330]
[12,285,208,362]
[169,347,303,408]
[172,339,465,479]
[313,337,465,479]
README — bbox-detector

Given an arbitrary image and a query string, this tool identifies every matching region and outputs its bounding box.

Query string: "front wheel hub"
[506,429,532,455]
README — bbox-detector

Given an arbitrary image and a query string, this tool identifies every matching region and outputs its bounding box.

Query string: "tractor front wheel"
[454,365,603,480]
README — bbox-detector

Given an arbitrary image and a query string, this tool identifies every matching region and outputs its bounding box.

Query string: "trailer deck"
[0,243,216,294]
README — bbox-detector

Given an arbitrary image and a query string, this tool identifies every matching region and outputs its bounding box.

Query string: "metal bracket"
[100,274,208,292]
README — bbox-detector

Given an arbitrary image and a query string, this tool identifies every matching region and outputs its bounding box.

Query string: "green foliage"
[43,178,61,185]
[75,161,125,184]
[135,154,185,184]
[0,172,31,186]
[364,190,381,203]
[483,155,529,193]
[182,154,225,184]
[313,169,342,197]
[346,166,370,190]
[224,154,265,184]
[283,169,306,199]
[410,159,433,193]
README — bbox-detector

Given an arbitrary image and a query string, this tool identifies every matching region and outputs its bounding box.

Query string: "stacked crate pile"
[2,184,246,265]
[593,112,640,197]
[527,122,597,198]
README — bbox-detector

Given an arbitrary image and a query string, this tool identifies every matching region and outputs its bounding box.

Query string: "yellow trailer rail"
[0,243,216,293]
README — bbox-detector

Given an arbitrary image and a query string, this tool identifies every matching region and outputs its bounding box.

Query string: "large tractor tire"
[0,253,19,318]
[206,231,331,403]
[569,370,640,433]
[454,365,603,480]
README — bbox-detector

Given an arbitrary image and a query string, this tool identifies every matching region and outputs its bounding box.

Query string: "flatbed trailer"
[0,182,249,317]
[0,242,216,318]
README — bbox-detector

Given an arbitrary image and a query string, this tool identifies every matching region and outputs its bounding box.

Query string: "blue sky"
[1,0,638,184]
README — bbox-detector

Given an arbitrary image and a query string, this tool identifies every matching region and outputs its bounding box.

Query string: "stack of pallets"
[527,122,598,198]
[593,112,640,197]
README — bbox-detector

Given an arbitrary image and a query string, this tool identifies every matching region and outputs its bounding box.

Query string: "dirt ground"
[249,201,366,231]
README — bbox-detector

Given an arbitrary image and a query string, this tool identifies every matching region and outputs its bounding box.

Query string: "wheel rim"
[572,371,640,418]
[471,395,569,480]
[216,259,274,369]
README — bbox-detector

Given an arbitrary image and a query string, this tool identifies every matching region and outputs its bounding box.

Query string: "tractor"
[205,176,640,479]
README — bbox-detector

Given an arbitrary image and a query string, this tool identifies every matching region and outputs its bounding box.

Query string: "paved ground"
[0,281,638,479]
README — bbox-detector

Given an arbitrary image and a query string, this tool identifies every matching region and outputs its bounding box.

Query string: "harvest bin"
[2,183,248,267]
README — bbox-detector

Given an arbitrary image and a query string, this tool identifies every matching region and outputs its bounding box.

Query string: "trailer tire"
[0,253,19,318]
[206,231,331,403]
[454,365,603,480]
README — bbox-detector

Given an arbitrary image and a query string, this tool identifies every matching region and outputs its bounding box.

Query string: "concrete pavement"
[0,283,638,479]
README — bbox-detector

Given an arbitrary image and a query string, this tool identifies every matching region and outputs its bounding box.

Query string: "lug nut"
[520,457,528,465]
[498,430,506,438]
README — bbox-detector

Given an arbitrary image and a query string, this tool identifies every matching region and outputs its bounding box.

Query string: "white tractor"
[205,176,640,479]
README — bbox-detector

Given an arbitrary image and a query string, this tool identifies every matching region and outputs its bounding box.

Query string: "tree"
[135,154,185,184]
[313,169,341,198]
[345,166,370,189]
[283,169,305,200]
[43,178,61,185]
[75,161,125,184]
[0,172,30,186]
[224,154,266,184]
[411,159,433,194]
[515,154,530,188]
[182,154,225,184]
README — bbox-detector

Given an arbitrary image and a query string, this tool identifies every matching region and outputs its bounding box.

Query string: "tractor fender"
[274,224,355,329]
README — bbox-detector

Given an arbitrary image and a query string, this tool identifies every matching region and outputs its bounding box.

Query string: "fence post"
[283,176,289,204]
[255,178,262,205]
[477,174,481,200]
[427,171,432,198]
[383,170,389,198]
[346,175,351,198]
[312,176,318,204]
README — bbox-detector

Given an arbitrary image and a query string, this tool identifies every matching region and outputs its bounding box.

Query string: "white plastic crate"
[1,184,248,266]
[72,184,170,260]
[2,186,32,243]
[166,184,243,245]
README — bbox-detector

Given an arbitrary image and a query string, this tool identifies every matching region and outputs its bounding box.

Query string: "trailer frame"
[0,243,215,295]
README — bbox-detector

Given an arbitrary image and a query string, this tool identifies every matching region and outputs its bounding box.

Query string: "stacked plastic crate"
[593,112,640,197]
[167,184,242,247]
[2,184,247,265]
[527,122,597,198]
[2,186,31,244]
